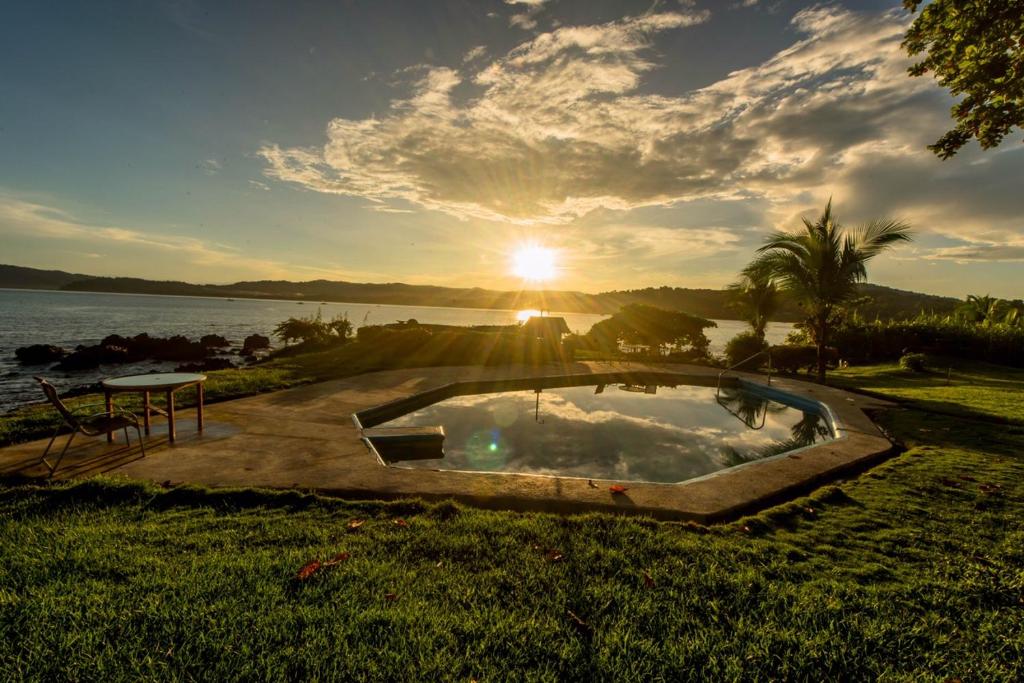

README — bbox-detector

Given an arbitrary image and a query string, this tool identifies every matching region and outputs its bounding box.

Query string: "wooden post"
[196,383,204,433]
[143,390,151,435]
[105,391,114,443]
[167,390,176,443]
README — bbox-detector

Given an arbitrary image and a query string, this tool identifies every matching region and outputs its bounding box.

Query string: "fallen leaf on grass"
[566,609,587,627]
[347,519,365,530]
[566,609,591,635]
[323,551,350,567]
[384,592,398,602]
[642,571,655,588]
[436,560,444,569]
[393,518,409,527]
[544,549,565,563]
[295,560,321,581]
[609,484,628,495]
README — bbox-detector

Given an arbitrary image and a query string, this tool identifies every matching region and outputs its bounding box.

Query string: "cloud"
[462,45,487,63]
[924,244,1024,263]
[259,5,1023,258]
[0,193,376,280]
[200,158,222,175]
[260,10,711,224]
[509,13,538,30]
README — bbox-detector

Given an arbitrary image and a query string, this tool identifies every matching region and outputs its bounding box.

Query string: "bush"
[771,345,839,375]
[724,332,768,369]
[274,309,353,347]
[810,315,1024,367]
[899,352,928,372]
[582,304,715,357]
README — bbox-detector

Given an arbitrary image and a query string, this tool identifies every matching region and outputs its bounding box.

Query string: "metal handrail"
[716,347,773,396]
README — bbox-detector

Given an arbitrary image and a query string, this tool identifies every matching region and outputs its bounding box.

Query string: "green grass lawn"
[829,358,1024,424]
[2,362,1023,680]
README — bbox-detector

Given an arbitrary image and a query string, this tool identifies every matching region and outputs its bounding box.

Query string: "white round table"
[101,372,207,443]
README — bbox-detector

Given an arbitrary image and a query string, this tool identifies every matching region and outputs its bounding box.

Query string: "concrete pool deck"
[0,362,895,522]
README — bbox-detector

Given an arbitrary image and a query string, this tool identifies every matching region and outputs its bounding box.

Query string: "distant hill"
[0,263,962,322]
[0,264,86,290]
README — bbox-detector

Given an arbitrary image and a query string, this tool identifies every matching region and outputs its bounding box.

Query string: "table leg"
[143,390,151,435]
[196,383,204,433]
[167,390,176,443]
[105,391,113,443]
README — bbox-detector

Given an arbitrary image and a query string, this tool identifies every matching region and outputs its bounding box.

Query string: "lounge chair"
[34,377,146,477]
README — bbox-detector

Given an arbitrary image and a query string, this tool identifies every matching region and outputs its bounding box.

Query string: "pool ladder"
[716,348,773,398]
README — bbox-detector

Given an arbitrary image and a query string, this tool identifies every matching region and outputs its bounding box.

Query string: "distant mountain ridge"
[0,263,962,322]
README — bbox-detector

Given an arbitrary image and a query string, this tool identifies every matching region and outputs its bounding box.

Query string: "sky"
[1,0,1022,298]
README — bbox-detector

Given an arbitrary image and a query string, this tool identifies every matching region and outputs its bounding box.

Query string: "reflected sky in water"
[377,384,834,483]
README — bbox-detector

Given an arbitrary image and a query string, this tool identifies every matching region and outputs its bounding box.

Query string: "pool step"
[364,425,445,462]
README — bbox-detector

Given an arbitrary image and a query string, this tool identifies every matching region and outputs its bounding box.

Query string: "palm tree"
[748,200,913,382]
[727,262,779,340]
[956,294,1007,326]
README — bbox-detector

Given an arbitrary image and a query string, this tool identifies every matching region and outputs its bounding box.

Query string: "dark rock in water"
[175,357,236,372]
[15,344,67,365]
[51,332,218,371]
[241,334,271,356]
[99,333,208,362]
[55,345,130,371]
[200,334,230,348]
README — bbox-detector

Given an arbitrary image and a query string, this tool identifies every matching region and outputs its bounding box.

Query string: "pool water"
[372,383,835,484]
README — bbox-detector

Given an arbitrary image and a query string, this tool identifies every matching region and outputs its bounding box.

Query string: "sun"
[510,244,558,282]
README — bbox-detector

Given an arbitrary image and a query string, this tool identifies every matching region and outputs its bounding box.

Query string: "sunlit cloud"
[259,4,1024,270]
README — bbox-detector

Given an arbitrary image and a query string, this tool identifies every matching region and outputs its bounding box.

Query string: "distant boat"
[321,302,328,305]
[227,298,235,302]
[297,301,304,305]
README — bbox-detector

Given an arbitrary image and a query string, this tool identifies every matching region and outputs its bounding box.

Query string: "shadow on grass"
[872,407,1024,458]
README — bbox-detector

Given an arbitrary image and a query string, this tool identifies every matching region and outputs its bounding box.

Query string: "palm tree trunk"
[815,313,828,383]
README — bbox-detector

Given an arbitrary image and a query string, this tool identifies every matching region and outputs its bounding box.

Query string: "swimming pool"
[364,378,835,484]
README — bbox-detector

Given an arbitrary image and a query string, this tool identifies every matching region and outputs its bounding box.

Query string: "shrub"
[771,345,838,375]
[583,304,715,357]
[724,332,769,369]
[899,352,928,372]
[810,315,1024,367]
[274,309,353,347]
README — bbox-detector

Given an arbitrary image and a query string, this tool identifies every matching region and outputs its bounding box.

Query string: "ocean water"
[0,289,793,412]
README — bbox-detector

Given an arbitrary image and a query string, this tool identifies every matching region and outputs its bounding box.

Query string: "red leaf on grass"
[609,484,628,495]
[643,571,655,588]
[295,560,321,581]
[393,518,409,527]
[347,518,365,530]
[324,551,350,567]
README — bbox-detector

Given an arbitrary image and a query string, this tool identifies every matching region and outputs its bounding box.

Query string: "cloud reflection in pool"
[374,383,834,484]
